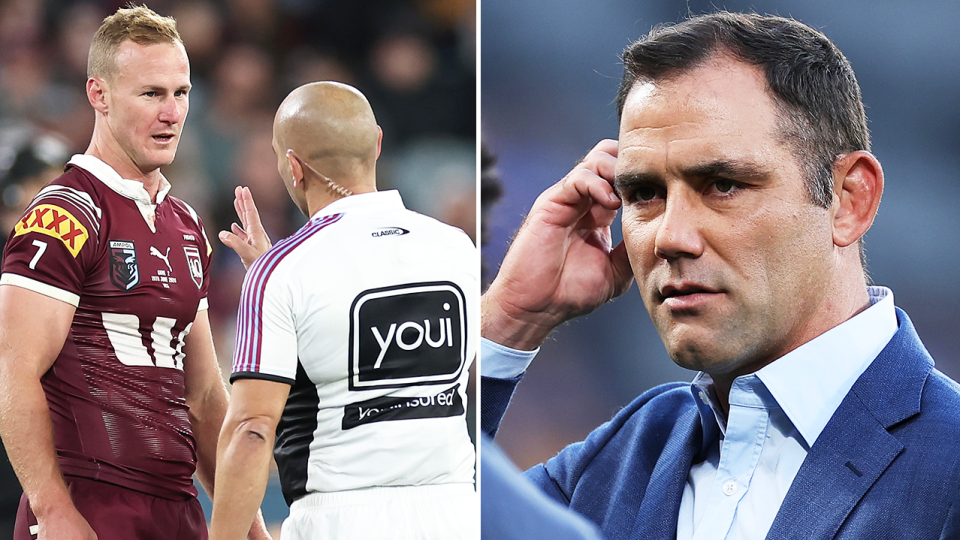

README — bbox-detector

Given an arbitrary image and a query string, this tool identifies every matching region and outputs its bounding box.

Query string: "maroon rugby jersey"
[0,155,212,500]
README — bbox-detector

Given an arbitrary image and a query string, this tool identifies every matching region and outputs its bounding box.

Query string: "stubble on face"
[616,56,837,380]
[105,40,190,177]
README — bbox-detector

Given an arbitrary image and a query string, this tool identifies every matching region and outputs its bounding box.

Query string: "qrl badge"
[184,246,202,288]
[348,281,467,390]
[109,240,139,291]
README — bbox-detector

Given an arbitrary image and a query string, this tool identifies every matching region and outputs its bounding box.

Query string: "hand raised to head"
[218,186,273,270]
[482,139,634,350]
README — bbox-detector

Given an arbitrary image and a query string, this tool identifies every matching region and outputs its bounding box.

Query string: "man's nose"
[653,189,704,260]
[158,97,183,123]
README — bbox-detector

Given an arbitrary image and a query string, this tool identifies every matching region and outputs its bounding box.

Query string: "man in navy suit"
[481,11,960,539]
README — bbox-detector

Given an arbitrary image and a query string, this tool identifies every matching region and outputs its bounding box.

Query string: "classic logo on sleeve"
[349,282,467,390]
[371,227,410,238]
[14,204,89,256]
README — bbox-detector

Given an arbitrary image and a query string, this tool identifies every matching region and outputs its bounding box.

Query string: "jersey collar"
[68,154,172,232]
[310,190,404,221]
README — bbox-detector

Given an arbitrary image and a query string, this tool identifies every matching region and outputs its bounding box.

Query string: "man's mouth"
[660,282,717,297]
[152,133,175,143]
[659,283,723,310]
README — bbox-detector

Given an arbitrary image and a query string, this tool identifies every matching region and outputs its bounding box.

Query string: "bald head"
[273,82,380,190]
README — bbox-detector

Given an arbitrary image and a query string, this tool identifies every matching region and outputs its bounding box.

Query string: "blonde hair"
[87,4,182,81]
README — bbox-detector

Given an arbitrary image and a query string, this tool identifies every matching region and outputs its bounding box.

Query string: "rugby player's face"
[616,57,835,379]
[106,40,190,174]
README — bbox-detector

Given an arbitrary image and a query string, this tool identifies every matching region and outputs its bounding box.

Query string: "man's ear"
[86,77,109,114]
[831,150,884,248]
[375,126,383,160]
[286,150,305,188]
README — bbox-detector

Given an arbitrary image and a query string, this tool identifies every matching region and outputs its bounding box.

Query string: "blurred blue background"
[482,0,960,469]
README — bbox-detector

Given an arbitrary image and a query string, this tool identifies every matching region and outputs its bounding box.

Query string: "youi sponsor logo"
[348,282,466,390]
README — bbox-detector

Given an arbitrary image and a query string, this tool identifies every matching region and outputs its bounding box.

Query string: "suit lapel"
[765,393,903,539]
[631,405,703,539]
[766,308,932,540]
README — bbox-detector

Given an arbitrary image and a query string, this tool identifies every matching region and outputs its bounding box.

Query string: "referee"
[210,82,478,539]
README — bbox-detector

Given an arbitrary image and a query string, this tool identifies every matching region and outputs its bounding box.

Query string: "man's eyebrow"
[681,160,770,180]
[140,84,193,92]
[613,160,771,195]
[614,171,662,193]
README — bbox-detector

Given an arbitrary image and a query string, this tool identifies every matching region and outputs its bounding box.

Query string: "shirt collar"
[68,154,172,205]
[68,154,173,233]
[691,374,724,456]
[691,286,898,449]
[310,190,403,221]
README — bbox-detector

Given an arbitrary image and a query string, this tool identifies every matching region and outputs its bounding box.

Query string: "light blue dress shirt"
[481,287,899,539]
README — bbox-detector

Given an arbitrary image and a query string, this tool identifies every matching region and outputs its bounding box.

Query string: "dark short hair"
[616,11,869,209]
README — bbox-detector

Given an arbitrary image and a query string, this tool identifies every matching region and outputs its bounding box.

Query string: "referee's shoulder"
[405,209,475,245]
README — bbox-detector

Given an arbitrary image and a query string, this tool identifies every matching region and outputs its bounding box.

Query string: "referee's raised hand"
[481,139,634,351]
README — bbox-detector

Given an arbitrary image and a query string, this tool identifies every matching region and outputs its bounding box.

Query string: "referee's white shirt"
[232,190,477,500]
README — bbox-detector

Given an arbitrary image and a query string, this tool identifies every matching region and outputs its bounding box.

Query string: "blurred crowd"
[0,0,476,535]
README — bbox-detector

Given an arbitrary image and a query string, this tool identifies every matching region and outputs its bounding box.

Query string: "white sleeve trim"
[480,337,539,379]
[0,273,80,306]
[197,297,209,311]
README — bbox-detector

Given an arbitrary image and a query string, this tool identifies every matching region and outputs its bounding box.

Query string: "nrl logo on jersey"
[109,240,139,290]
[183,246,202,288]
[14,204,89,257]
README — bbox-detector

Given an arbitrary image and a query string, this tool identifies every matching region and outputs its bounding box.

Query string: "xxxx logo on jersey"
[14,204,89,257]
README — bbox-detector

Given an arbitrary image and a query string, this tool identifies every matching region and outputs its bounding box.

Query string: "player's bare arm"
[0,286,96,540]
[481,139,634,351]
[218,186,273,269]
[210,378,289,540]
[183,310,229,495]
[182,310,271,540]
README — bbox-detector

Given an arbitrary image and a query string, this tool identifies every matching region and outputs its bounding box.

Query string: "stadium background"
[0,0,475,536]
[483,0,960,472]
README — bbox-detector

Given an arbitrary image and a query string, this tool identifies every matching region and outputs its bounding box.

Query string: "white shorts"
[280,483,478,540]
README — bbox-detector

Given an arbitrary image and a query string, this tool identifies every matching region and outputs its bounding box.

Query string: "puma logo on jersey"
[150,246,172,272]
[14,204,89,256]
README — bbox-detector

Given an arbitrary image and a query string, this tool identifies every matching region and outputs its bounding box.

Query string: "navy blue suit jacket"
[481,435,604,540]
[482,309,960,539]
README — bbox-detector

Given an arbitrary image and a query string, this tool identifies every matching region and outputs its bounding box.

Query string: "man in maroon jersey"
[0,6,269,540]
